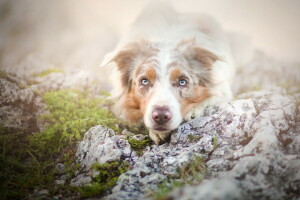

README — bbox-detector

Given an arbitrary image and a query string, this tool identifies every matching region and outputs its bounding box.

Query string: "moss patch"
[0,70,7,78]
[31,89,118,153]
[0,89,120,199]
[78,161,129,198]
[128,137,152,150]
[187,134,201,143]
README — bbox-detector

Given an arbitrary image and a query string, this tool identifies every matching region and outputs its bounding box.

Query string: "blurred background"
[0,0,299,81]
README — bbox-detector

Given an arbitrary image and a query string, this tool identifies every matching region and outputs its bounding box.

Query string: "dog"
[101,3,253,144]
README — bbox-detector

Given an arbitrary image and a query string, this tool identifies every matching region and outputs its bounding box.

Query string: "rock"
[75,125,132,170]
[74,92,299,200]
[29,189,49,199]
[0,74,46,132]
[55,176,66,185]
[167,178,242,200]
[55,163,65,175]
[71,125,133,186]
[30,70,106,94]
[70,174,92,187]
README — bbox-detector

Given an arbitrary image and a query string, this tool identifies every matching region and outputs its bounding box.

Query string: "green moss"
[0,70,7,78]
[250,85,262,91]
[32,68,64,78]
[153,180,184,200]
[31,89,118,153]
[276,82,300,95]
[128,137,152,150]
[152,155,206,200]
[78,161,129,198]
[0,89,120,199]
[187,134,201,142]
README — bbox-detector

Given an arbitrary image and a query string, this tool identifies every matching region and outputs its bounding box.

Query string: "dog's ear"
[109,41,157,90]
[111,46,139,89]
[175,38,220,87]
[191,47,220,68]
[176,38,220,68]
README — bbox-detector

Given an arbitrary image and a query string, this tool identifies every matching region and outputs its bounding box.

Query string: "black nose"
[152,106,172,125]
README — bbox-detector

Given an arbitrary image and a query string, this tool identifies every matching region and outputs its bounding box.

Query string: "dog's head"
[104,38,219,139]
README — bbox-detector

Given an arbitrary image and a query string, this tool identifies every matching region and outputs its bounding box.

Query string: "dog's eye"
[141,78,149,85]
[178,79,188,87]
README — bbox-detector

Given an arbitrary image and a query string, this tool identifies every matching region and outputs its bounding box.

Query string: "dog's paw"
[184,97,223,121]
[185,106,206,121]
[149,129,172,145]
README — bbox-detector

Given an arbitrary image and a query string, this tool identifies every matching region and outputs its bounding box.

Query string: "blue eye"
[178,79,187,86]
[141,78,149,85]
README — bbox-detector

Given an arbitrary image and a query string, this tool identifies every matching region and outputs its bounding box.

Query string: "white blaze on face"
[144,79,182,131]
[144,48,183,131]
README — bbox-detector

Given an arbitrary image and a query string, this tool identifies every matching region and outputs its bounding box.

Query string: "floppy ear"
[175,38,220,87]
[106,41,157,90]
[192,47,220,68]
[176,38,220,68]
[111,46,139,89]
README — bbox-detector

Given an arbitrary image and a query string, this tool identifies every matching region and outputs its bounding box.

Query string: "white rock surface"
[73,92,299,200]
[76,125,132,170]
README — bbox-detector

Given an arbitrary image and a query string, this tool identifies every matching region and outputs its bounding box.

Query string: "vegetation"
[0,70,7,78]
[213,136,218,149]
[152,155,206,200]
[78,161,129,198]
[32,68,64,78]
[0,89,120,199]
[128,137,152,151]
[31,89,118,153]
[187,134,201,142]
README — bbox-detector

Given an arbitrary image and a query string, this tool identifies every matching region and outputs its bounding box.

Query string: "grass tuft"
[152,155,206,200]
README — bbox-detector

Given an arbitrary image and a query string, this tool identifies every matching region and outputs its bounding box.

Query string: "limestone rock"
[75,125,132,170]
[0,75,46,132]
[75,92,299,200]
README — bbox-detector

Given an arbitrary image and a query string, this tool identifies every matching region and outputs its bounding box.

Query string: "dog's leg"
[184,96,223,121]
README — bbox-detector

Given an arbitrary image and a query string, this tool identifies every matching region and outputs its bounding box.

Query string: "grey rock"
[70,174,92,187]
[55,163,66,175]
[75,125,131,170]
[74,92,299,200]
[71,125,133,187]
[55,175,67,185]
[167,178,242,200]
[0,75,46,132]
[31,70,105,94]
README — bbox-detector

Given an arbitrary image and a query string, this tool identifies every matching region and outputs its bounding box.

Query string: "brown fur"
[122,87,143,123]
[193,47,220,68]
[111,40,158,90]
[121,65,158,124]
[170,68,182,82]
[175,38,220,68]
[180,86,210,116]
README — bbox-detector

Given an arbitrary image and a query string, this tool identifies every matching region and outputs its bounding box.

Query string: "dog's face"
[110,39,219,139]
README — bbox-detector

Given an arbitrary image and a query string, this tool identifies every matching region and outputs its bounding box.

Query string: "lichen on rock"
[72,91,299,200]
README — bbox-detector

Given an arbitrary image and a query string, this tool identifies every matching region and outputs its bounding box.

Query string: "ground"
[0,48,299,200]
[0,1,299,199]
